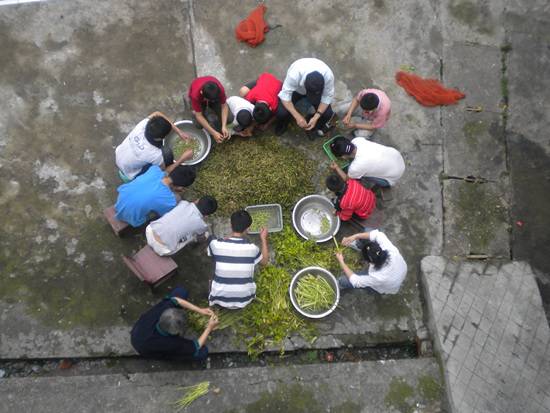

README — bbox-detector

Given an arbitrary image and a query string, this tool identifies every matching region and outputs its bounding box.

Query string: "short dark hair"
[326,174,345,193]
[169,165,196,188]
[202,81,221,101]
[231,210,252,233]
[361,240,389,270]
[145,116,171,146]
[304,71,324,94]
[360,93,380,111]
[236,109,253,128]
[330,136,354,157]
[197,195,218,216]
[253,102,272,124]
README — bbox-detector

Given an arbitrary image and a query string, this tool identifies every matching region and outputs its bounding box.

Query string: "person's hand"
[342,113,352,126]
[207,314,219,331]
[341,236,355,247]
[200,307,214,316]
[305,115,319,131]
[241,129,253,137]
[178,131,191,141]
[329,161,339,171]
[178,149,194,162]
[335,252,345,262]
[260,227,268,242]
[212,131,224,143]
[221,126,229,140]
[296,115,308,129]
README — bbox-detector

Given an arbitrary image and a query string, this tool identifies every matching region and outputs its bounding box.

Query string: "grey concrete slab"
[442,180,509,256]
[440,0,505,47]
[442,110,506,178]
[0,0,196,358]
[0,358,444,413]
[421,256,550,413]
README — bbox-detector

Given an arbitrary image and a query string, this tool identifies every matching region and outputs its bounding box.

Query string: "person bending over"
[329,136,405,188]
[326,174,376,222]
[341,88,391,138]
[116,112,191,181]
[226,96,255,137]
[146,196,217,256]
[188,76,232,143]
[131,286,218,360]
[114,164,196,227]
[208,210,269,309]
[239,72,283,132]
[335,229,407,293]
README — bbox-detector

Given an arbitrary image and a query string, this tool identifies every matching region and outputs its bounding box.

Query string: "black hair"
[231,210,252,233]
[145,116,171,147]
[329,136,354,157]
[253,102,272,124]
[325,174,345,193]
[236,109,253,128]
[197,195,218,216]
[304,71,324,93]
[202,81,221,101]
[169,165,196,188]
[359,93,380,111]
[361,240,389,270]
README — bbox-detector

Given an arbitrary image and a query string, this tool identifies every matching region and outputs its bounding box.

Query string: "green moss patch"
[384,377,415,413]
[417,375,442,401]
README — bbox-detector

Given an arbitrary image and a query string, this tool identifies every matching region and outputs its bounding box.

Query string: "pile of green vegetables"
[172,381,209,411]
[188,227,362,357]
[191,136,315,215]
[249,210,272,232]
[294,273,336,312]
[172,136,201,160]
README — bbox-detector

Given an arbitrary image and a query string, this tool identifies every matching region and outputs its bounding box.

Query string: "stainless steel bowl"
[292,195,341,243]
[289,266,340,319]
[165,120,212,165]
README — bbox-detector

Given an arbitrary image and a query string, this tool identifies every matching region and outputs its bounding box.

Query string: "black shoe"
[305,130,317,141]
[274,122,288,136]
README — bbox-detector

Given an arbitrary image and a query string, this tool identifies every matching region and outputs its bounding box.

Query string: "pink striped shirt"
[356,88,391,129]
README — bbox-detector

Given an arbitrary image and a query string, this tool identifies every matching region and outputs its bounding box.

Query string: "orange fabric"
[235,4,269,47]
[395,71,465,106]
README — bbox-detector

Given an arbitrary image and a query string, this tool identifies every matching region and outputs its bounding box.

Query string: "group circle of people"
[113,58,408,360]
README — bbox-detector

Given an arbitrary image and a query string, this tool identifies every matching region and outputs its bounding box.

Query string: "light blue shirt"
[115,166,177,227]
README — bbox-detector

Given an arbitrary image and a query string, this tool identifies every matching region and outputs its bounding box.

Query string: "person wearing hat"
[341,88,391,138]
[329,136,405,188]
[130,286,219,360]
[276,58,335,138]
[335,229,407,294]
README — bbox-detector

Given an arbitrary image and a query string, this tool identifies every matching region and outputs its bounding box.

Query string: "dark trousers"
[275,92,334,131]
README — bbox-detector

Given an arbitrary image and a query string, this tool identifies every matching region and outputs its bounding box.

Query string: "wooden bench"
[122,245,178,287]
[103,206,129,236]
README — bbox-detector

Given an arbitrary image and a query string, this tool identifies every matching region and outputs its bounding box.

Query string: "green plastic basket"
[322,135,350,169]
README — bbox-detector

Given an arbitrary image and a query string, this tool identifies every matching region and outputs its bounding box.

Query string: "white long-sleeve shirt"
[349,230,407,294]
[278,58,335,105]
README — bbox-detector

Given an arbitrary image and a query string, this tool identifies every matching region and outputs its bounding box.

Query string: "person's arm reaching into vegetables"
[197,314,219,349]
[341,231,371,247]
[149,111,190,140]
[335,252,354,281]
[259,227,270,266]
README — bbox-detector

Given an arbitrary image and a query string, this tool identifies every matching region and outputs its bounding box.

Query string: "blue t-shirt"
[115,166,177,227]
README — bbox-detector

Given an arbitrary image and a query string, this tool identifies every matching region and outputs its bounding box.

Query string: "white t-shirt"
[278,58,335,105]
[227,96,254,128]
[347,138,405,186]
[349,230,407,294]
[115,118,164,180]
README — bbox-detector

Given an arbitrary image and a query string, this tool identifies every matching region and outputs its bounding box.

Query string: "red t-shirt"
[188,76,227,112]
[337,179,376,221]
[245,73,282,112]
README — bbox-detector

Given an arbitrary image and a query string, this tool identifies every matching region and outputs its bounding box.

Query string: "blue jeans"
[338,276,379,294]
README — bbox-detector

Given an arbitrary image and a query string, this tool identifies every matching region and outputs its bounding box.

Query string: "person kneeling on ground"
[239,72,283,132]
[146,196,218,256]
[188,76,233,143]
[276,58,335,138]
[329,136,405,188]
[115,112,192,181]
[335,229,407,293]
[341,88,391,138]
[226,96,255,137]
[208,210,269,309]
[131,286,218,360]
[114,164,196,227]
[326,174,376,221]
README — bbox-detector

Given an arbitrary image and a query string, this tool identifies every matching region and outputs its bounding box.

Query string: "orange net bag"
[235,4,269,47]
[395,71,465,106]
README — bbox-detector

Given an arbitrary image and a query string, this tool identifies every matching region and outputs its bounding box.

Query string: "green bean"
[172,381,209,411]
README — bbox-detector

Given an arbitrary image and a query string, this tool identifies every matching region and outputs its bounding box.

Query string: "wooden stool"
[103,206,129,236]
[122,245,178,287]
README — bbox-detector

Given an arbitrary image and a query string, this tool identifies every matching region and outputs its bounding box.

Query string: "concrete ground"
[1,0,549,412]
